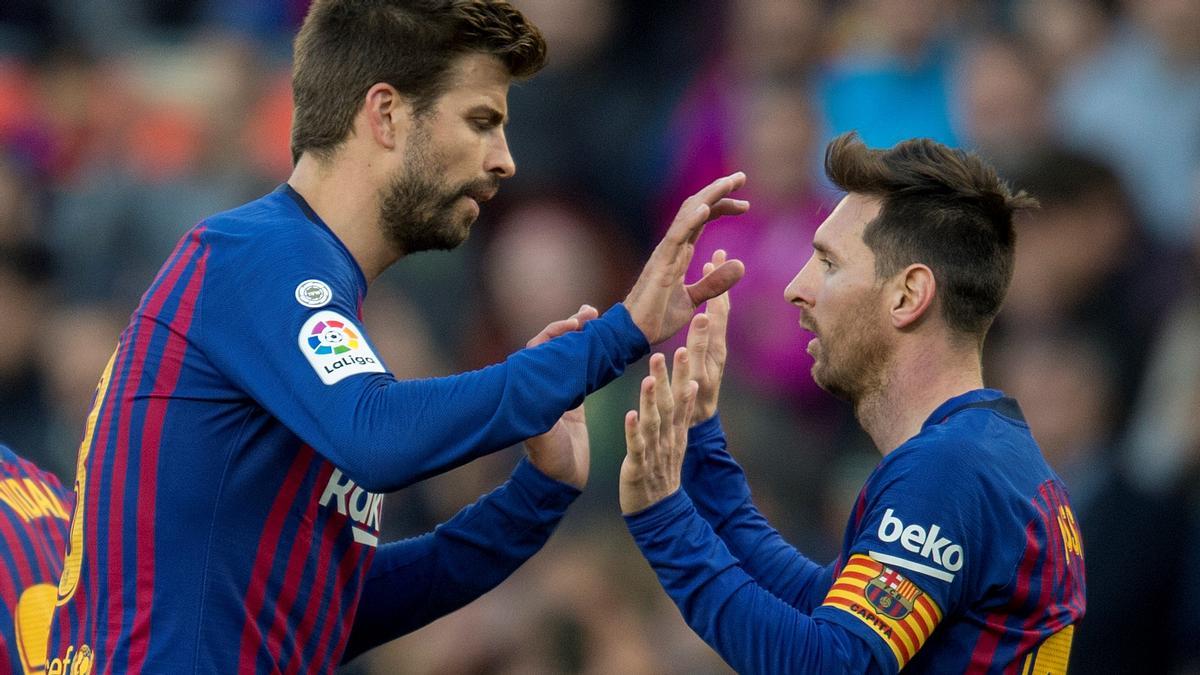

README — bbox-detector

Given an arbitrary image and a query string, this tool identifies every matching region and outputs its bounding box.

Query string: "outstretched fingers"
[649,353,674,448]
[663,172,747,247]
[624,409,643,462]
[686,313,710,376]
[676,381,697,450]
[688,199,750,245]
[704,250,732,337]
[671,346,689,406]
[526,304,599,348]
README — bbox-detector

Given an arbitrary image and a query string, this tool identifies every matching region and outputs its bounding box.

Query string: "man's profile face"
[784,193,892,403]
[379,53,515,253]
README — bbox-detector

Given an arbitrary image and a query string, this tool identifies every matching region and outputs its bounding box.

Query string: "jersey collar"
[277,183,369,294]
[920,388,1026,431]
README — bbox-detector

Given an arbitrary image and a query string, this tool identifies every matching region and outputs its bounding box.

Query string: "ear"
[361,82,412,151]
[889,263,936,330]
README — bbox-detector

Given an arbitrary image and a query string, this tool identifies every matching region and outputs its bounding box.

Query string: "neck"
[287,153,398,283]
[855,339,983,456]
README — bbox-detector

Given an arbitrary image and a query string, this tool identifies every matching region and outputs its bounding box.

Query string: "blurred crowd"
[2,0,1199,673]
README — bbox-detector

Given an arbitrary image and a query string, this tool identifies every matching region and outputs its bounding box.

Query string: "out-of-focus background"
[1,0,1198,672]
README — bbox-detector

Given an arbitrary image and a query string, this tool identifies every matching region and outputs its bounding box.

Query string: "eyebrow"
[812,241,835,258]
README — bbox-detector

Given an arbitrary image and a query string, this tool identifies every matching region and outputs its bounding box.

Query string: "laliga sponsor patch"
[821,554,943,670]
[299,310,385,385]
[295,279,333,308]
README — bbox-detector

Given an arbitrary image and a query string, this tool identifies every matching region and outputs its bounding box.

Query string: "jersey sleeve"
[625,490,884,675]
[197,226,648,492]
[341,457,578,662]
[812,440,979,673]
[682,415,834,611]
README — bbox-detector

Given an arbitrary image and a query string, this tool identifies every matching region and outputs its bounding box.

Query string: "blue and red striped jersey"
[46,184,648,674]
[0,445,72,675]
[627,389,1086,674]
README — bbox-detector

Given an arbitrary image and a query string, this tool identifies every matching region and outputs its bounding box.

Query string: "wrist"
[620,487,679,516]
[515,457,584,502]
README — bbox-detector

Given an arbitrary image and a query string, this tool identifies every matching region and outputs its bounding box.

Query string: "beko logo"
[876,508,963,576]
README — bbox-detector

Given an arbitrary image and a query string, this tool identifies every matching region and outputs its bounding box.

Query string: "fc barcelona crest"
[864,566,923,620]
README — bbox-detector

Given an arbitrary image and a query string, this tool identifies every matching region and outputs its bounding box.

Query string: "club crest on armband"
[864,566,923,620]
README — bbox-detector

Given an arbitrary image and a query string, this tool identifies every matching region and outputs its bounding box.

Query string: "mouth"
[798,315,817,336]
[465,187,498,204]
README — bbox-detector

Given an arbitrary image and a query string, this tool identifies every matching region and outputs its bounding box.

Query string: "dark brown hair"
[825,132,1038,341]
[291,0,546,163]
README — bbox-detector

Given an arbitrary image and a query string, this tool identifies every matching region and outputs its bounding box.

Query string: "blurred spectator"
[1053,0,1200,246]
[1118,202,1200,670]
[1000,148,1183,426]
[199,0,310,51]
[954,33,1053,172]
[462,191,640,494]
[820,0,961,147]
[1122,249,1200,495]
[48,36,273,307]
[1012,0,1113,78]
[657,0,825,219]
[503,0,704,242]
[0,242,55,468]
[669,78,836,405]
[37,303,126,480]
[465,191,636,364]
[0,1,60,58]
[0,150,42,243]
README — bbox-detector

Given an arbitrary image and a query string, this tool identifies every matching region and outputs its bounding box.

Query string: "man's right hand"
[672,250,732,425]
[623,173,748,345]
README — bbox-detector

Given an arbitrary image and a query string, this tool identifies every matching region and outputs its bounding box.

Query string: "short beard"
[811,290,891,407]
[378,123,495,255]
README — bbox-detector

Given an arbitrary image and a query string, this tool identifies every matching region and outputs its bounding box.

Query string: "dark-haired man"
[620,134,1085,673]
[46,1,748,672]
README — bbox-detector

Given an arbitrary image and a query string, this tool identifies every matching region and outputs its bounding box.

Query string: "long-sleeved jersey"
[0,445,72,675]
[344,455,581,662]
[626,389,1085,673]
[47,184,649,674]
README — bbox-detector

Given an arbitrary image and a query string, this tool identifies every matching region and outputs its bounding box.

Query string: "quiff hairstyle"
[825,132,1038,342]
[290,0,546,164]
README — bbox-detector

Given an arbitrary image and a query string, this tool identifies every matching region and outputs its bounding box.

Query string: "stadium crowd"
[0,0,1197,672]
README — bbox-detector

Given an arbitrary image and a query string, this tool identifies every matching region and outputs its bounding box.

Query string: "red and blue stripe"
[966,481,1085,673]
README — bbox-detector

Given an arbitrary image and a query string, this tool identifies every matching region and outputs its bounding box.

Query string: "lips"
[798,314,818,336]
[466,188,497,203]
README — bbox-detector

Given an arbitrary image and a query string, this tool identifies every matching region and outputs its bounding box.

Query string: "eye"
[819,257,833,271]
[471,116,501,132]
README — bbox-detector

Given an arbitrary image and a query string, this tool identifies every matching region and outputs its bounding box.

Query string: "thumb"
[685,259,745,306]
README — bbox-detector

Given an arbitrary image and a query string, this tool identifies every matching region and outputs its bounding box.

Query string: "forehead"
[437,52,512,112]
[812,193,881,254]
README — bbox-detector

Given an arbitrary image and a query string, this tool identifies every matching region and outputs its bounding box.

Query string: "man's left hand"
[523,305,598,489]
[619,352,697,514]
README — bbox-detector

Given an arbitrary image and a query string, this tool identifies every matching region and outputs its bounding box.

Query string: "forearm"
[682,415,831,609]
[320,304,647,492]
[341,457,579,661]
[625,491,881,675]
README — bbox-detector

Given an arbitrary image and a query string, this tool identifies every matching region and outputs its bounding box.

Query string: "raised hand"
[523,304,599,489]
[673,249,732,425]
[623,173,748,345]
[619,352,697,514]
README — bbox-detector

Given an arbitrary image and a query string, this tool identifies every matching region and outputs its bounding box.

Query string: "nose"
[486,129,516,179]
[785,256,815,308]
